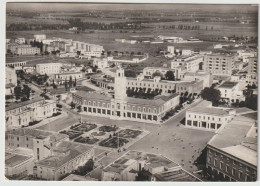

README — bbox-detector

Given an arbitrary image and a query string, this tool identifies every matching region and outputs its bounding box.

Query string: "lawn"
[74,136,99,145]
[116,129,142,139]
[72,123,97,132]
[99,125,119,132]
[99,137,129,149]
[60,130,83,140]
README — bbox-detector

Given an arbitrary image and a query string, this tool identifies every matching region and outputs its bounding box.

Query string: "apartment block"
[36,63,62,75]
[203,54,235,76]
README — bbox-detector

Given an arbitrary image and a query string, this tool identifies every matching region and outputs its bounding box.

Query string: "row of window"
[186,120,221,129]
[187,114,225,122]
[83,107,158,121]
[208,157,255,181]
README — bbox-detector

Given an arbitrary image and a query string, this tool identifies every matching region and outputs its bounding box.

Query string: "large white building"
[72,68,180,124]
[203,54,235,76]
[34,34,47,42]
[218,81,245,103]
[171,55,202,79]
[92,58,109,69]
[206,114,257,181]
[36,63,62,75]
[16,47,40,56]
[182,71,213,88]
[5,97,57,130]
[185,101,236,131]
[245,57,258,86]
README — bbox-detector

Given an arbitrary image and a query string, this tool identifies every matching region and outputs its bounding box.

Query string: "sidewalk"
[29,111,68,129]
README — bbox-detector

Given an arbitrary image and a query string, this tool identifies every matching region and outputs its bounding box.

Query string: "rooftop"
[219,81,238,89]
[73,91,112,101]
[126,93,179,107]
[6,128,68,142]
[5,152,32,167]
[104,151,179,174]
[154,168,201,181]
[208,114,257,167]
[62,174,98,181]
[6,97,44,111]
[187,106,232,116]
[37,141,93,168]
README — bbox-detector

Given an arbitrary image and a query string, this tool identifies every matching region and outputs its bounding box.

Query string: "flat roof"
[37,141,93,168]
[6,128,68,142]
[208,114,257,167]
[6,97,44,111]
[126,93,179,107]
[221,145,257,166]
[154,168,201,181]
[104,151,179,174]
[219,81,238,89]
[5,152,32,167]
[187,107,232,116]
[73,91,112,101]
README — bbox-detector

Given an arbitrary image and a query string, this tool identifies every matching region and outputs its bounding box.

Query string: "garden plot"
[59,122,147,150]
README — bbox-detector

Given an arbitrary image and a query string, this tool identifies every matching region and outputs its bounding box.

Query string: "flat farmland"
[145,21,258,39]
[7,29,218,56]
[6,16,69,25]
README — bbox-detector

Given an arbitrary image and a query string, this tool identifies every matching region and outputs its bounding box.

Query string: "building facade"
[36,63,62,75]
[72,68,180,124]
[185,106,236,131]
[206,115,257,181]
[5,97,57,130]
[203,54,235,76]
[16,47,40,55]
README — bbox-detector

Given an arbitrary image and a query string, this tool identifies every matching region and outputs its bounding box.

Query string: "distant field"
[6,16,69,25]
[145,21,258,38]
[6,29,219,56]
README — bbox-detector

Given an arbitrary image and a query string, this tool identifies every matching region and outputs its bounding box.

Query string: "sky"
[6,3,258,12]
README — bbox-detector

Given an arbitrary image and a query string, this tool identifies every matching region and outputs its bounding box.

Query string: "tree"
[165,71,175,81]
[69,76,73,88]
[70,102,76,109]
[125,70,137,78]
[152,71,163,78]
[73,77,77,87]
[64,79,68,91]
[200,87,221,104]
[77,105,81,112]
[14,86,22,100]
[22,84,31,99]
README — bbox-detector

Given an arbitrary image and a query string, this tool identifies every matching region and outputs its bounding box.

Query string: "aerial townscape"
[4,3,258,182]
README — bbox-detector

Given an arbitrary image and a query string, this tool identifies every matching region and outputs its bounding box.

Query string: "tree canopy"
[200,87,221,104]
[165,71,175,81]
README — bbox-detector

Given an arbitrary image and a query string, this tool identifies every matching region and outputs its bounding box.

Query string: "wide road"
[36,98,214,175]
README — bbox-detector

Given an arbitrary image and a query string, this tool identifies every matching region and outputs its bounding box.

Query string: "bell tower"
[114,67,127,100]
